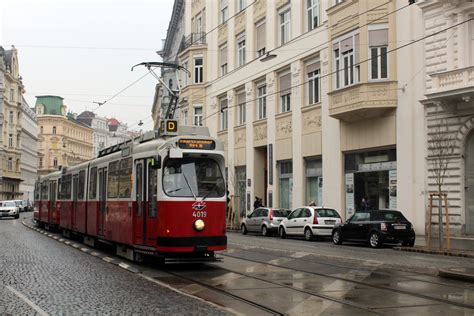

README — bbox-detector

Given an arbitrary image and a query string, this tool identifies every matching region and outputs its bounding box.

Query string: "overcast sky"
[1,0,174,131]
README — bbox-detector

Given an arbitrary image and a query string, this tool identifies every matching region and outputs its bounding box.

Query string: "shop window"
[305,159,322,206]
[279,161,293,209]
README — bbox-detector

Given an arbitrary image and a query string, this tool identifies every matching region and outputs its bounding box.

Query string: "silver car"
[0,201,20,219]
[241,208,291,236]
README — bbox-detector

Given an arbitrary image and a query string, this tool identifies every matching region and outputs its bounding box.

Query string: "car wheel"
[304,228,314,241]
[261,226,269,237]
[14,214,19,219]
[332,230,343,245]
[402,240,415,247]
[279,227,286,239]
[241,224,248,235]
[369,232,382,248]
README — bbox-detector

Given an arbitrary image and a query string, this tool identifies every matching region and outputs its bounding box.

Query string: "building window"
[237,90,246,125]
[40,126,44,134]
[39,157,43,168]
[257,84,267,120]
[219,44,228,76]
[256,21,266,57]
[8,134,13,147]
[238,0,246,12]
[307,0,319,31]
[305,159,322,206]
[10,89,14,101]
[182,109,188,125]
[193,106,203,126]
[334,33,359,89]
[279,73,291,113]
[194,57,203,83]
[220,0,228,24]
[237,35,246,67]
[9,111,13,123]
[219,97,228,131]
[279,161,293,209]
[8,158,13,171]
[368,28,388,80]
[307,62,321,104]
[279,8,291,45]
[52,126,57,134]
[53,158,58,167]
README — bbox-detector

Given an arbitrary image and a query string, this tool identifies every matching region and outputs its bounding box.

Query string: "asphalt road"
[0,215,227,315]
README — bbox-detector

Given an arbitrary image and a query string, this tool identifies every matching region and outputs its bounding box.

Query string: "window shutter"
[354,33,360,63]
[341,37,353,53]
[306,61,320,74]
[237,91,246,105]
[279,73,291,96]
[220,98,228,110]
[220,46,228,66]
[256,22,266,52]
[369,29,388,47]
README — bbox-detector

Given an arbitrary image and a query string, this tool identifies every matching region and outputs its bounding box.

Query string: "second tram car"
[34,123,227,261]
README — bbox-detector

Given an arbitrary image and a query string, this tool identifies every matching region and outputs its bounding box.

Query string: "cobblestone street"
[0,217,227,315]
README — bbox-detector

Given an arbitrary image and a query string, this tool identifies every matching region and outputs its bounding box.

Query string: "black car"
[332,210,415,248]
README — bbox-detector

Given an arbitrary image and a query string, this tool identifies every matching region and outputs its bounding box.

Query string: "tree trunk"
[438,190,443,251]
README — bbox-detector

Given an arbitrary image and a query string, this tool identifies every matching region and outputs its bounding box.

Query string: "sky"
[1,0,175,131]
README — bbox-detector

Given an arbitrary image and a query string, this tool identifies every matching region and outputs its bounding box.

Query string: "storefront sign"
[358,161,396,172]
[345,173,355,218]
[389,170,397,210]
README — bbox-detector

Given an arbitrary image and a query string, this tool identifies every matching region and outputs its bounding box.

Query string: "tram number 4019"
[193,211,207,218]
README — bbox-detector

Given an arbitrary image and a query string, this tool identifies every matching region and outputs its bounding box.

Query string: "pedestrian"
[308,201,316,206]
[254,196,261,209]
[361,197,369,211]
[258,197,264,208]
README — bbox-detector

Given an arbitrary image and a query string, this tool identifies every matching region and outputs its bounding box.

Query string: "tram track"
[219,248,474,311]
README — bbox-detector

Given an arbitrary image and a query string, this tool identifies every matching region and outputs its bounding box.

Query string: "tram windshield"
[163,157,225,198]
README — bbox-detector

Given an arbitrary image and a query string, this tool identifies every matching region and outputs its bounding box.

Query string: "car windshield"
[163,157,225,198]
[3,201,16,207]
[378,211,407,221]
[316,209,340,218]
[273,209,291,217]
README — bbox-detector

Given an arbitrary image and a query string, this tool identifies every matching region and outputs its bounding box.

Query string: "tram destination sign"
[178,139,216,150]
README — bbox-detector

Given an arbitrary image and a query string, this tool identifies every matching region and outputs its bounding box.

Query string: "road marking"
[6,286,48,316]
[119,262,130,269]
[103,257,113,262]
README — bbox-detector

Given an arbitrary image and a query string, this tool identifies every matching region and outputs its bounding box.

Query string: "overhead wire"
[199,17,474,123]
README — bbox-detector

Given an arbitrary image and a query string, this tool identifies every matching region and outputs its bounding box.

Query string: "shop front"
[344,149,397,219]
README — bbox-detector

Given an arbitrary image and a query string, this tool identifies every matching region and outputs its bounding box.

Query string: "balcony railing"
[429,66,474,96]
[179,32,206,53]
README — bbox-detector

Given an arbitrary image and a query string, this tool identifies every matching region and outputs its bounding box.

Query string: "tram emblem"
[192,201,207,211]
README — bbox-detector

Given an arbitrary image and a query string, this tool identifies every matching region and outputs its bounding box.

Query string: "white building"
[20,97,38,202]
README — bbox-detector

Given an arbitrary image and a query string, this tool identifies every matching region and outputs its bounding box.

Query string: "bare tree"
[428,118,455,250]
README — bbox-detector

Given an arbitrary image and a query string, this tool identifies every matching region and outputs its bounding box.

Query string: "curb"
[439,268,474,282]
[21,218,141,274]
[393,246,474,259]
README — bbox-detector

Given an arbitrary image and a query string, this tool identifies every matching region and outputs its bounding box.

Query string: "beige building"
[0,47,24,200]
[156,0,474,237]
[36,96,93,175]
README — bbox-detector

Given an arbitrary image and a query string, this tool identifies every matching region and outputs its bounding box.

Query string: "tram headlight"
[194,219,205,231]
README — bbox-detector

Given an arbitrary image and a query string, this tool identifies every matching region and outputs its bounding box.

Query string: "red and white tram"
[34,123,227,261]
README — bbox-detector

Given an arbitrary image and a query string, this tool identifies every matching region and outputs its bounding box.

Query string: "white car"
[278,206,342,241]
[0,201,20,219]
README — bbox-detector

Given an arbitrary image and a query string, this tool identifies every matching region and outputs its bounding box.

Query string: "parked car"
[279,207,342,241]
[332,210,416,248]
[241,208,291,236]
[13,200,28,212]
[0,201,20,219]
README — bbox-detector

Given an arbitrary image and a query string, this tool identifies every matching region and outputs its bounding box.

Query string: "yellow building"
[35,96,93,175]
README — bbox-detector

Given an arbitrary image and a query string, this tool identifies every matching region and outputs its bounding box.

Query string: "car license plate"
[394,225,406,230]
[325,220,336,225]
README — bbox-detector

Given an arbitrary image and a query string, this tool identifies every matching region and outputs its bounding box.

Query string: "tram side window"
[78,170,86,200]
[148,166,158,217]
[34,183,40,200]
[61,175,72,200]
[89,167,97,199]
[57,179,62,200]
[118,157,132,198]
[108,161,120,198]
[41,182,49,200]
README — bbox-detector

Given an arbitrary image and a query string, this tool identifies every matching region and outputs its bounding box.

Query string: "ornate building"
[0,46,24,200]
[20,96,38,201]
[36,95,93,175]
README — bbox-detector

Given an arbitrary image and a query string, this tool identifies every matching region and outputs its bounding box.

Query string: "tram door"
[49,180,57,223]
[72,174,79,230]
[134,158,159,246]
[98,168,107,236]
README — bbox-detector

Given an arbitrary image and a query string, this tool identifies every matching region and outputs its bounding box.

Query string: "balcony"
[179,32,206,53]
[329,81,397,122]
[425,66,474,111]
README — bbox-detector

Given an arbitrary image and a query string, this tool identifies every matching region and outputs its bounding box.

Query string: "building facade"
[0,47,24,200]
[36,96,93,175]
[157,0,473,237]
[20,97,38,201]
